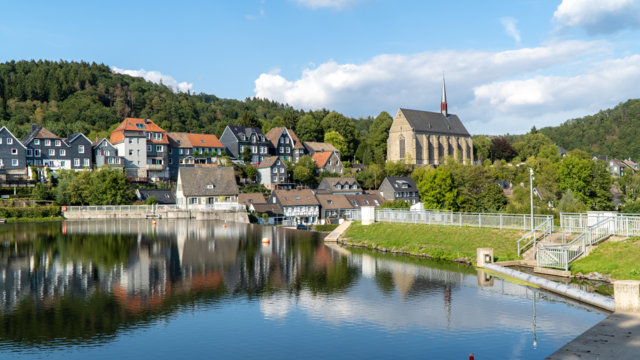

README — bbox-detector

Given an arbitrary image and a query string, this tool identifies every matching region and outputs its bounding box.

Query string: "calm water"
[0,220,606,359]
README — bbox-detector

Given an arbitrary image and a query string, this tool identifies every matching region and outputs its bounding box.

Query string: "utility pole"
[530,168,535,240]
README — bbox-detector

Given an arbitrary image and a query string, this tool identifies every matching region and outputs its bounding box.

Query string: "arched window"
[399,135,405,160]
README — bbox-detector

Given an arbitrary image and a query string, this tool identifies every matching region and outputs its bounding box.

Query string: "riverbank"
[340,222,522,264]
[571,237,640,281]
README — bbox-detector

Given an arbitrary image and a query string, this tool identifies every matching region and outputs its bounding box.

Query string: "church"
[386,79,473,166]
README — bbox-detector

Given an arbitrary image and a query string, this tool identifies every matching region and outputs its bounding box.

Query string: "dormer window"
[327,200,333,204]
[295,196,300,200]
[206,184,214,189]
[336,184,342,189]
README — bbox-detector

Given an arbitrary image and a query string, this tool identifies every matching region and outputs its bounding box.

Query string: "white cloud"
[554,0,640,34]
[254,41,604,130]
[111,66,194,93]
[500,17,521,44]
[292,0,360,10]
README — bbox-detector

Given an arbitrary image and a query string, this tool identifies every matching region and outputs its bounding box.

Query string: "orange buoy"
[262,237,270,245]
[223,223,227,229]
[152,220,157,226]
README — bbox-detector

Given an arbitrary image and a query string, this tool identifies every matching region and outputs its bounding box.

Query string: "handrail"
[517,218,553,255]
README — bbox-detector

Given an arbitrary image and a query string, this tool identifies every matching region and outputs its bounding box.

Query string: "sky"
[2,0,640,135]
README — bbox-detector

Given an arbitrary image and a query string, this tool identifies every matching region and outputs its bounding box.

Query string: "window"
[374,200,380,206]
[169,158,173,164]
[251,146,257,153]
[7,138,12,144]
[280,167,284,173]
[363,200,370,205]
[336,184,342,190]
[295,196,300,200]
[55,140,61,146]
[48,149,55,156]
[11,159,18,166]
[153,132,162,140]
[286,147,290,154]
[169,148,173,154]
[35,149,41,157]
[273,167,277,173]
[206,184,214,189]
[285,137,289,144]
[179,149,183,155]
[279,137,284,144]
[45,140,51,146]
[351,200,358,207]
[189,198,199,205]
[83,159,89,167]
[136,123,145,129]
[156,145,163,152]
[0,138,3,144]
[27,149,32,156]
[74,158,80,167]
[60,149,66,156]
[78,145,84,153]
[146,133,151,139]
[327,200,333,204]
[129,138,133,144]
[11,148,17,155]
[33,139,40,145]
[147,145,152,152]
[129,150,133,156]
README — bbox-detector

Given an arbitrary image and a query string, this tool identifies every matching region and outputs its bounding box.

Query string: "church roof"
[399,108,470,137]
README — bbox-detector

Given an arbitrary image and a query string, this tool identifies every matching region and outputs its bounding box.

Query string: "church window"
[399,135,405,160]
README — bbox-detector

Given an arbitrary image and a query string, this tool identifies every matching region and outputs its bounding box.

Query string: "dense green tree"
[321,111,359,159]
[243,164,258,180]
[490,137,517,161]
[239,110,260,128]
[473,135,492,162]
[296,114,323,142]
[293,155,317,185]
[384,161,410,177]
[241,146,253,162]
[557,190,588,213]
[412,167,459,210]
[324,131,347,155]
[513,132,554,160]
[355,163,385,189]
[369,111,393,163]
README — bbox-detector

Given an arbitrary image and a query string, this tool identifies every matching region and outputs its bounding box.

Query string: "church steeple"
[440,76,448,117]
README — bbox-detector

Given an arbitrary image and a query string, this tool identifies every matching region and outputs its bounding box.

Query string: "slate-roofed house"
[312,151,343,175]
[66,133,93,170]
[238,193,266,208]
[257,156,290,190]
[110,118,169,181]
[219,125,270,163]
[93,138,124,168]
[269,189,319,225]
[303,142,340,158]
[317,177,362,195]
[623,159,639,173]
[176,167,239,208]
[608,158,628,178]
[23,125,72,170]
[316,194,355,223]
[265,127,305,163]
[387,79,473,166]
[344,192,384,209]
[135,189,176,204]
[0,126,27,180]
[379,176,420,204]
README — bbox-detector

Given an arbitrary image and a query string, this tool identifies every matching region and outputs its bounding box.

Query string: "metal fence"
[64,202,245,212]
[374,209,553,231]
[537,216,615,270]
[517,217,554,255]
[560,212,640,238]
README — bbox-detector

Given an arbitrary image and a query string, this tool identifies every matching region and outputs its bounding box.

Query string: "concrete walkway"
[548,312,640,359]
[324,221,352,242]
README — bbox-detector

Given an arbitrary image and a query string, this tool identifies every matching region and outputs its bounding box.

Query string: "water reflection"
[0,220,607,359]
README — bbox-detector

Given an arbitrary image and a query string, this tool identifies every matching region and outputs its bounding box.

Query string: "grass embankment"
[571,237,640,280]
[342,222,522,264]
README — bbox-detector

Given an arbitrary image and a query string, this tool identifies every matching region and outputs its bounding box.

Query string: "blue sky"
[2,0,640,134]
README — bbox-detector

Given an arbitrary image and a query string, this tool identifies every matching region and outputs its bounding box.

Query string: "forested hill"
[539,99,640,160]
[0,60,391,161]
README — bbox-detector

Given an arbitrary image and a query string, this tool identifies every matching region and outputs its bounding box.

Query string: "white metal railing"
[560,213,640,238]
[537,216,615,270]
[517,217,554,255]
[64,202,245,212]
[374,209,553,231]
[187,203,246,211]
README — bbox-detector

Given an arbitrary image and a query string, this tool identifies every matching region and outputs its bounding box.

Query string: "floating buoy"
[223,223,227,229]
[152,220,157,226]
[262,237,270,245]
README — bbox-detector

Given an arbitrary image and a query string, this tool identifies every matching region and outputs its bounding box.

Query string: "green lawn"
[571,237,640,280]
[343,222,523,263]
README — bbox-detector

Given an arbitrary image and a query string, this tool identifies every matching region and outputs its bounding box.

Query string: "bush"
[313,224,339,232]
[0,205,60,219]
[144,196,158,205]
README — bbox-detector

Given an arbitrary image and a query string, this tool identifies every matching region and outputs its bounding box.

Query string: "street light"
[530,168,535,238]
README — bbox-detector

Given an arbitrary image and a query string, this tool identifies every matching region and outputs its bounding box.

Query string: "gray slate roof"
[227,125,265,140]
[399,108,470,137]
[383,176,418,192]
[136,189,176,204]
[179,167,238,196]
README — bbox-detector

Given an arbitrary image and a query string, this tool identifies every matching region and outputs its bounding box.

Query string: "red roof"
[185,133,223,148]
[312,151,333,168]
[110,118,168,144]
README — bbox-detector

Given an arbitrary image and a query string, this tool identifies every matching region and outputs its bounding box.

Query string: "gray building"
[23,125,72,170]
[257,156,290,190]
[378,176,420,204]
[0,126,27,180]
[175,167,239,208]
[317,177,363,195]
[219,125,271,163]
[66,133,93,170]
[92,138,124,168]
[265,127,305,163]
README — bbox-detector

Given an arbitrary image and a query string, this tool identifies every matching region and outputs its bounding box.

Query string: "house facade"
[387,79,473,166]
[257,156,289,190]
[316,194,355,223]
[110,118,169,180]
[23,125,72,170]
[92,138,124,168]
[303,142,340,158]
[0,126,27,179]
[176,167,238,209]
[312,151,344,175]
[167,132,225,179]
[66,133,93,170]
[265,127,305,163]
[269,189,319,225]
[219,125,270,163]
[379,176,420,204]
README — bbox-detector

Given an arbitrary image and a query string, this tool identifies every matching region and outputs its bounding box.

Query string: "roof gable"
[0,126,27,149]
[178,167,238,196]
[398,108,470,137]
[312,151,334,167]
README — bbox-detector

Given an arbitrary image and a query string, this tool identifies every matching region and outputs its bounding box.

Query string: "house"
[608,159,628,178]
[269,189,320,225]
[176,167,239,209]
[136,189,176,204]
[557,146,568,158]
[257,156,291,190]
[93,138,124,168]
[265,127,305,163]
[387,78,473,165]
[66,133,93,170]
[623,159,639,173]
[110,118,169,181]
[219,125,270,163]
[312,151,344,175]
[303,142,340,158]
[317,177,363,195]
[344,192,384,209]
[0,126,27,180]
[167,132,225,179]
[379,176,420,204]
[23,125,72,170]
[238,193,266,208]
[249,203,283,225]
[316,194,355,223]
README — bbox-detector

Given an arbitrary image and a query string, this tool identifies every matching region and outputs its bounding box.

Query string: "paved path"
[548,312,640,359]
[324,221,352,242]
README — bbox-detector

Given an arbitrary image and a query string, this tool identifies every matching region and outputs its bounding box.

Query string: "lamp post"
[530,168,535,240]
